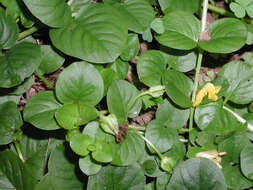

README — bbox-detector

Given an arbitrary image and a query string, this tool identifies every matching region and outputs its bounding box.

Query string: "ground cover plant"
[1,0,253,189]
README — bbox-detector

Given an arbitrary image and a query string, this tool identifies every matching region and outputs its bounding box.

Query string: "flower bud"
[148,85,165,98]
[100,114,119,135]
[161,156,174,173]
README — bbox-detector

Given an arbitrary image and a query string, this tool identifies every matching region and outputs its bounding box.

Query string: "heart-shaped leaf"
[24,91,62,131]
[195,102,241,134]
[166,158,227,190]
[162,69,193,108]
[79,155,101,176]
[87,163,145,190]
[107,80,142,124]
[198,18,247,53]
[91,141,114,163]
[50,4,127,63]
[36,45,64,75]
[105,0,155,34]
[55,103,97,130]
[156,100,190,129]
[145,120,178,153]
[0,101,22,145]
[155,11,200,50]
[0,42,41,88]
[70,134,93,156]
[137,50,171,87]
[22,0,72,27]
[111,131,144,166]
[56,62,104,105]
[0,7,18,49]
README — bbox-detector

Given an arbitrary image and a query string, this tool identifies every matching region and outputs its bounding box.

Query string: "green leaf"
[0,42,41,88]
[198,18,247,53]
[195,102,241,134]
[215,61,253,104]
[120,34,140,61]
[230,2,246,18]
[156,173,171,190]
[218,134,250,163]
[105,0,155,34]
[0,101,22,145]
[0,7,18,49]
[34,174,54,190]
[167,158,227,190]
[222,165,253,190]
[0,170,15,190]
[107,58,129,80]
[70,134,93,156]
[0,150,37,190]
[245,2,253,18]
[79,155,101,176]
[156,99,190,129]
[158,0,200,14]
[145,120,178,153]
[137,50,171,87]
[150,18,165,34]
[48,145,83,189]
[156,11,200,50]
[162,69,193,108]
[112,131,144,166]
[24,91,62,131]
[141,159,162,177]
[68,0,91,17]
[22,0,72,27]
[142,28,153,42]
[107,80,142,123]
[50,4,127,63]
[87,163,145,190]
[240,144,253,180]
[100,68,117,96]
[36,45,64,75]
[91,141,114,163]
[55,103,97,130]
[56,62,104,105]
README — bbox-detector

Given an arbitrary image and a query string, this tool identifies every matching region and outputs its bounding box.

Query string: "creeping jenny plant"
[1,0,253,189]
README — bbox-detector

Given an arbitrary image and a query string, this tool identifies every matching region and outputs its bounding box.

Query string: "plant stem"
[188,0,208,142]
[223,106,253,132]
[128,124,146,131]
[34,72,55,89]
[18,26,40,41]
[208,4,235,17]
[14,141,25,162]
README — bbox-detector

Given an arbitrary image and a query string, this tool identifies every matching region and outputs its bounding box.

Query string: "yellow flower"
[193,82,221,107]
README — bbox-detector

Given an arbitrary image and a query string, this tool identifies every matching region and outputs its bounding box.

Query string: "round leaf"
[167,158,227,190]
[230,2,246,18]
[87,163,145,190]
[50,4,128,63]
[0,7,18,49]
[91,141,114,163]
[222,165,253,190]
[156,99,190,129]
[70,134,93,156]
[241,144,253,180]
[198,18,247,53]
[145,120,178,153]
[22,0,72,27]
[79,155,101,176]
[162,69,193,108]
[0,101,22,145]
[120,33,140,61]
[107,58,129,80]
[111,131,144,166]
[23,91,62,130]
[106,0,155,34]
[195,102,240,134]
[55,103,97,130]
[155,11,200,50]
[107,80,142,124]
[56,62,104,105]
[0,42,41,88]
[170,51,197,72]
[36,45,64,75]
[215,61,253,104]
[137,50,171,87]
